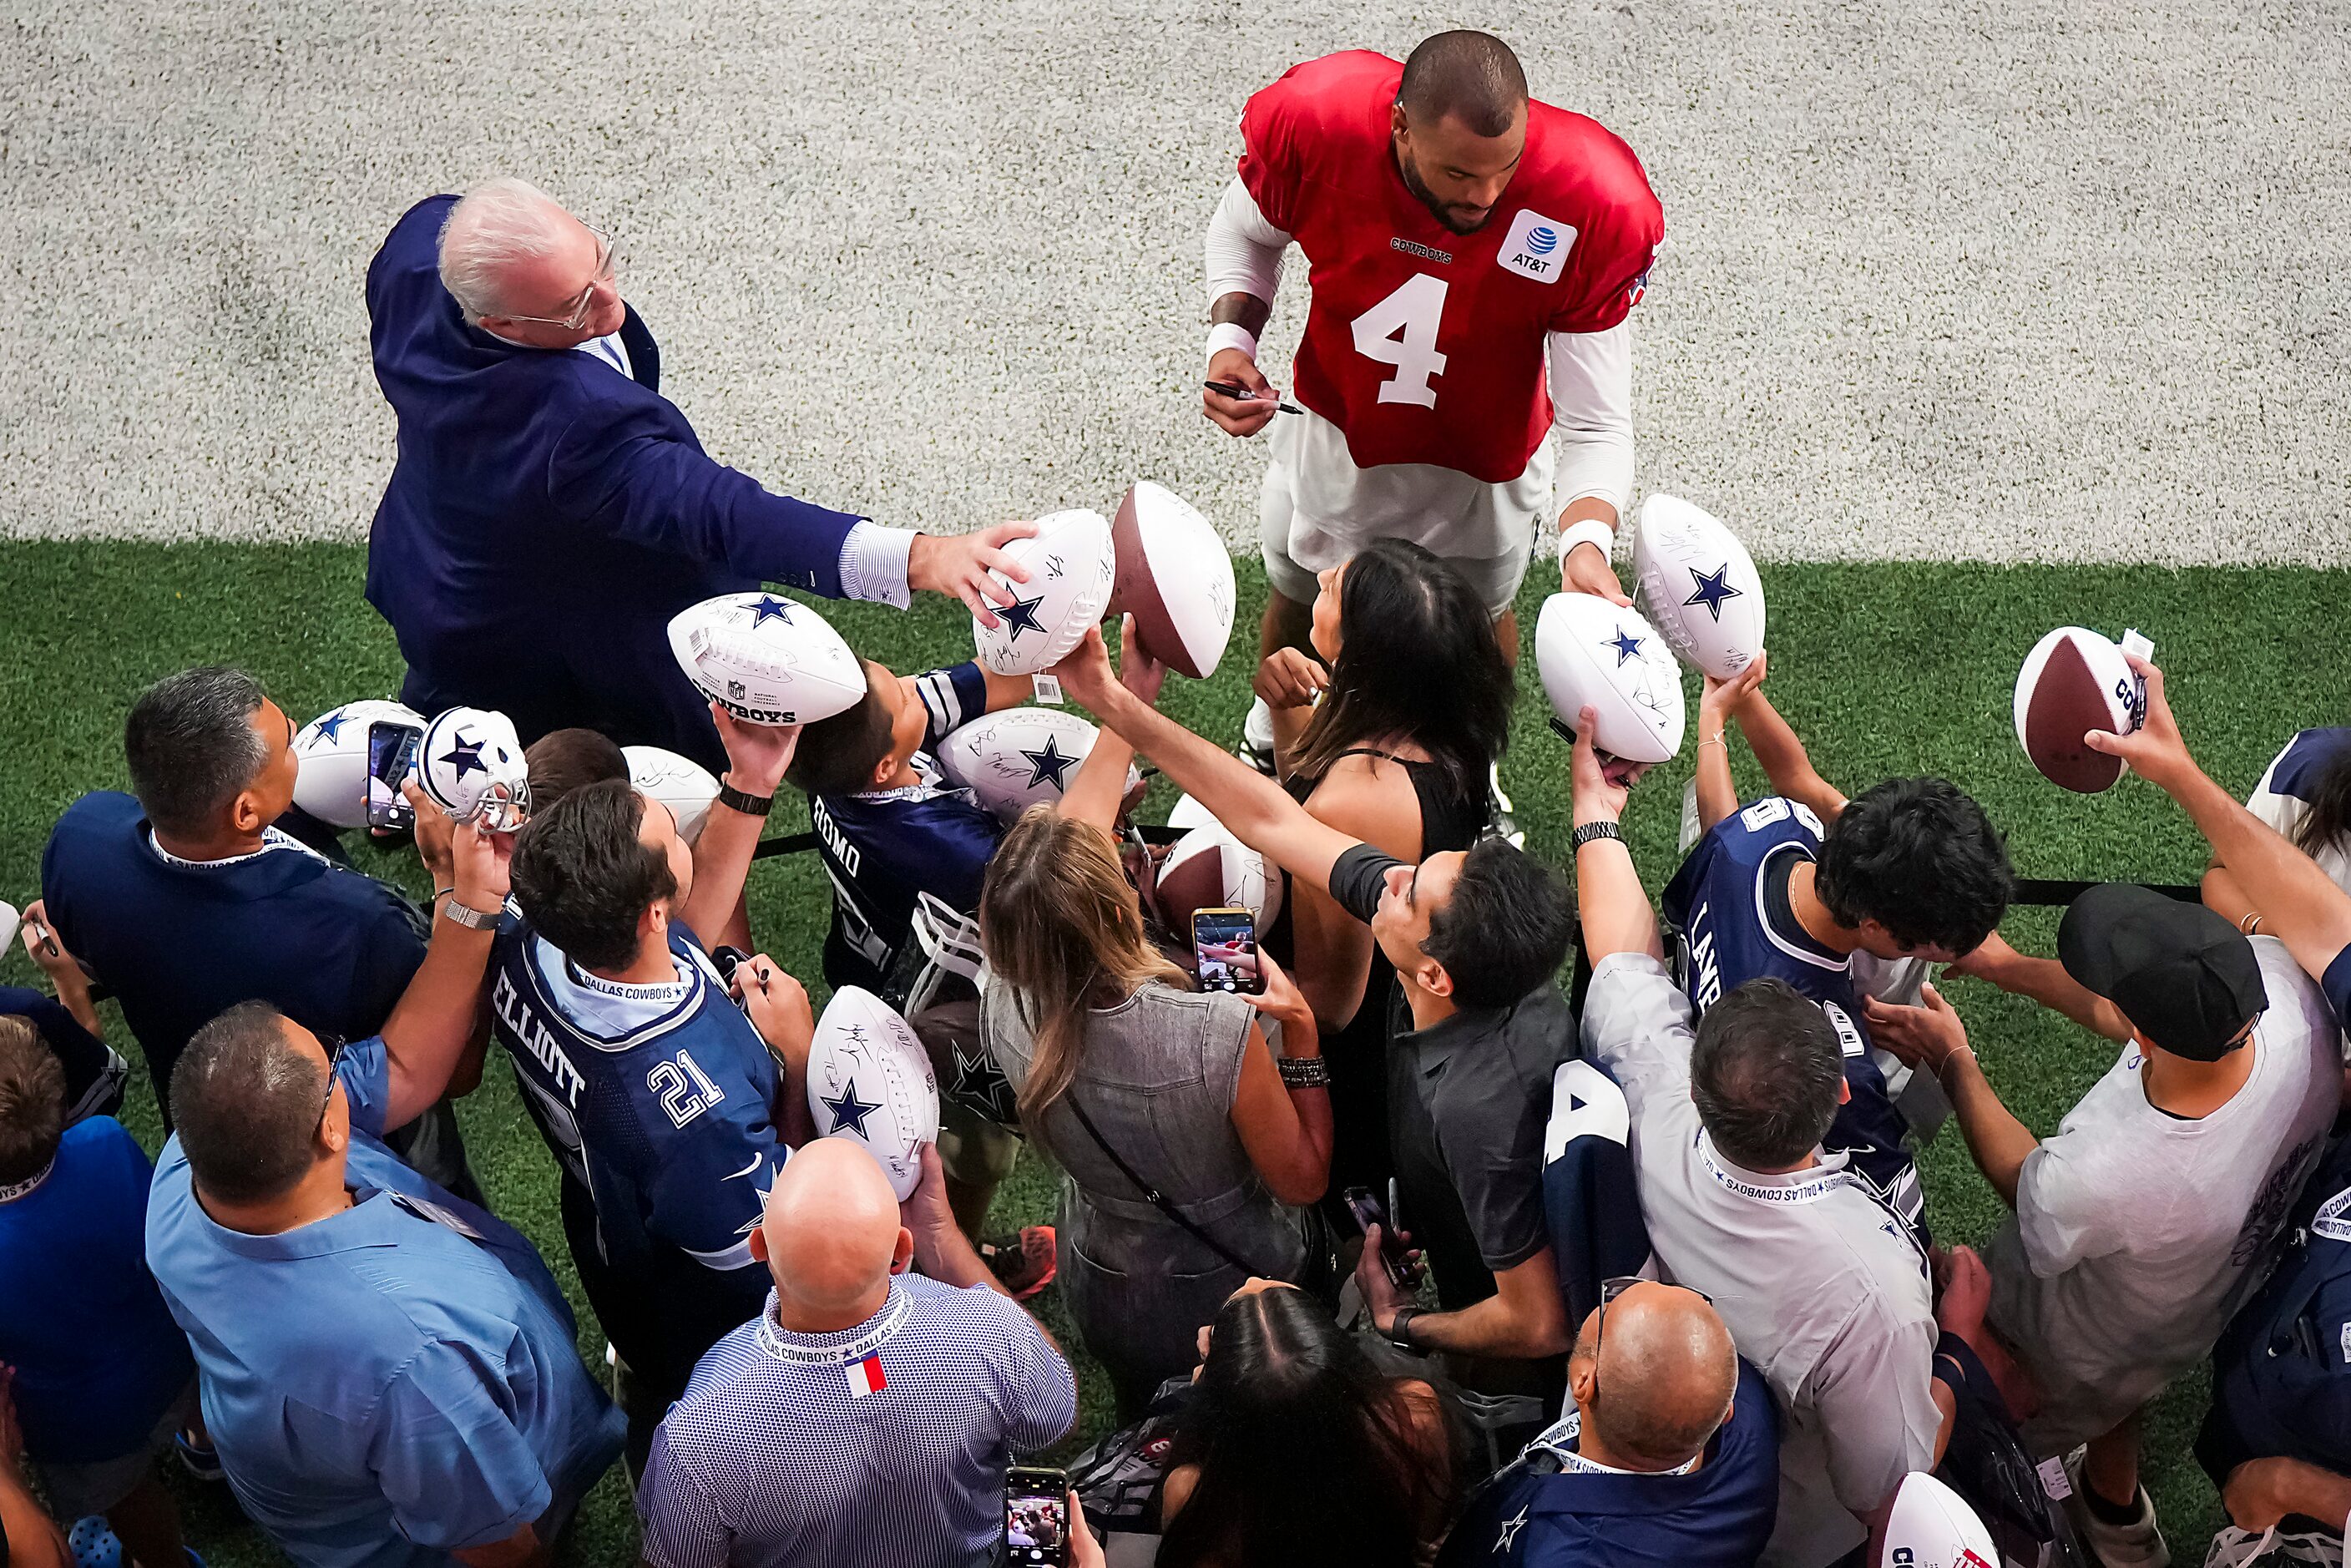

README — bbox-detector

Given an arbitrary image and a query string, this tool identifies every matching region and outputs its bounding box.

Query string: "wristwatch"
[1570,820,1625,851]
[718,779,775,817]
[1387,1306,1423,1353]
[439,897,500,931]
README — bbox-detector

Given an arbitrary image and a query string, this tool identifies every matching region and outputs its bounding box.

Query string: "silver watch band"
[439,898,500,930]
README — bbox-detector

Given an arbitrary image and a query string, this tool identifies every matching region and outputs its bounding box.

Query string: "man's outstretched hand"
[908,521,1039,628]
[1560,540,1632,607]
[2083,653,2195,791]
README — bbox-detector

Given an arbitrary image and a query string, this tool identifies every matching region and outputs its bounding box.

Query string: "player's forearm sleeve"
[1548,324,1636,516]
[1204,178,1291,310]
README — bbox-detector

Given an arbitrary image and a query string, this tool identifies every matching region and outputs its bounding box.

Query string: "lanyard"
[1527,1410,1701,1476]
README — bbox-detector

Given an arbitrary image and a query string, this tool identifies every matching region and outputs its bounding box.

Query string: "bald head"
[1575,1282,1737,1470]
[760,1141,908,1323]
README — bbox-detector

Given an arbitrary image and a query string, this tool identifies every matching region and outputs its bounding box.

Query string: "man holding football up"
[1202,31,1663,763]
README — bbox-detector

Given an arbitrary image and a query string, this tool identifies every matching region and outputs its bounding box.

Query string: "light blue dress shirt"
[145,1038,624,1566]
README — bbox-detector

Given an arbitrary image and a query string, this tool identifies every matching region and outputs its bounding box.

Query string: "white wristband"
[1206,322,1260,367]
[1561,518,1618,564]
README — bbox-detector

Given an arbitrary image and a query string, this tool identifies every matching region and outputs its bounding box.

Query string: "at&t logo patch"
[1498,209,1577,281]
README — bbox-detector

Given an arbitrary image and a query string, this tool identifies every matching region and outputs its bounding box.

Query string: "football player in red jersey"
[1201,32,1662,769]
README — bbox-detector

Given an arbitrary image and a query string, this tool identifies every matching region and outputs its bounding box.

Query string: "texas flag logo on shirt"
[847,1353,887,1398]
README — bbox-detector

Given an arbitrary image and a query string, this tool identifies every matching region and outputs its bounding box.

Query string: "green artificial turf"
[0,541,2341,1563]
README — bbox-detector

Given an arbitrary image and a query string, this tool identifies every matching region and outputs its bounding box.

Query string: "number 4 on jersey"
[1351,273,1449,408]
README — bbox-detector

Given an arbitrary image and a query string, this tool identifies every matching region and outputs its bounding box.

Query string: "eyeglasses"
[499,225,618,331]
[315,1031,347,1132]
[1590,1275,1713,1397]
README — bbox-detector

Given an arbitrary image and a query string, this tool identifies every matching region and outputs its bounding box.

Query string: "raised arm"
[1053,629,1360,891]
[1570,713,1665,963]
[1733,688,1848,823]
[679,707,798,944]
[2086,656,2351,987]
[1695,656,1769,834]
[1055,616,1163,835]
[382,794,513,1130]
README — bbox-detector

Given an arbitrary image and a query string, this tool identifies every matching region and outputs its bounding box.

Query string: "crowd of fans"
[5,29,2348,1568]
[8,590,2351,1568]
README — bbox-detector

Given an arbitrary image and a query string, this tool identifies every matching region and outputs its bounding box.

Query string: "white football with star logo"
[1632,494,1766,680]
[667,590,867,726]
[1534,594,1686,765]
[806,985,939,1200]
[935,707,1140,823]
[292,699,426,829]
[971,509,1117,676]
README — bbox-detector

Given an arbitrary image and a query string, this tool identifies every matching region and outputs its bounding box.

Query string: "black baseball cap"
[2057,883,2268,1061]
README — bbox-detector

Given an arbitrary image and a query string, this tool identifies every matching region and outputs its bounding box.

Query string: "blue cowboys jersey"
[1661,797,1928,1245]
[488,918,786,1276]
[810,662,1003,994]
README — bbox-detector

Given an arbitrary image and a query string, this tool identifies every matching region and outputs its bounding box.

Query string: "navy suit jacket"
[365,193,863,766]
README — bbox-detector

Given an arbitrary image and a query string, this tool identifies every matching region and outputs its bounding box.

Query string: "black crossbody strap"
[1061,1095,1271,1279]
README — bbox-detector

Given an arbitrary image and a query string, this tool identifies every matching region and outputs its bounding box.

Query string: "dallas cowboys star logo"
[1605,627,1646,666]
[996,594,1049,640]
[950,1039,1019,1125]
[1682,563,1744,623]
[1494,1503,1529,1552]
[439,736,488,780]
[821,1077,881,1137]
[1021,737,1077,791]
[746,594,794,627]
[311,710,349,744]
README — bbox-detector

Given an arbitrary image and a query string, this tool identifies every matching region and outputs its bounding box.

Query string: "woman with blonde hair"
[981,622,1333,1416]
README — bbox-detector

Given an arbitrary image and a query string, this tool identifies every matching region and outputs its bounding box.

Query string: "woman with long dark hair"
[2205,726,2351,932]
[979,623,1335,1417]
[1158,1281,1455,1568]
[1254,538,1514,1189]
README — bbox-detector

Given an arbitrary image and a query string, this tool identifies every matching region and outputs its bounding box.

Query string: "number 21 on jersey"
[1352,273,1449,408]
[648,1050,726,1128]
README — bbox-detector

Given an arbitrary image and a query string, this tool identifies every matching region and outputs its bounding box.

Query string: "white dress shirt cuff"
[838,521,918,609]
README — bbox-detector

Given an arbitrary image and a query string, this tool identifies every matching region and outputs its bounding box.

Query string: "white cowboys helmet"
[417,707,531,832]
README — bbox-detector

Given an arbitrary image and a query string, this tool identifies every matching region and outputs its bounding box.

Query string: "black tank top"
[1274,746,1489,1195]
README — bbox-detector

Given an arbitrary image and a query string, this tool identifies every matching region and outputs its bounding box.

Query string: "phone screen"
[366,722,422,831]
[1191,908,1262,994]
[1343,1185,1413,1288]
[1003,1469,1070,1566]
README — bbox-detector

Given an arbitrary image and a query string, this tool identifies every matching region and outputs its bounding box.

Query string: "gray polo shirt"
[1328,845,1570,1311]
[1583,950,1941,1568]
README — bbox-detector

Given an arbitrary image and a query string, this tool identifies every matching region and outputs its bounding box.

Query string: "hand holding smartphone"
[365,721,424,832]
[1004,1466,1071,1565]
[1191,907,1264,995]
[1343,1184,1418,1289]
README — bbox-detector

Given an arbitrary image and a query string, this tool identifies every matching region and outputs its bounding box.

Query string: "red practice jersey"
[1238,52,1664,483]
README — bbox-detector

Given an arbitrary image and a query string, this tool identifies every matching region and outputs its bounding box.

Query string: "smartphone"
[1003,1465,1071,1566]
[1343,1185,1415,1289]
[1191,906,1263,995]
[365,721,423,831]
